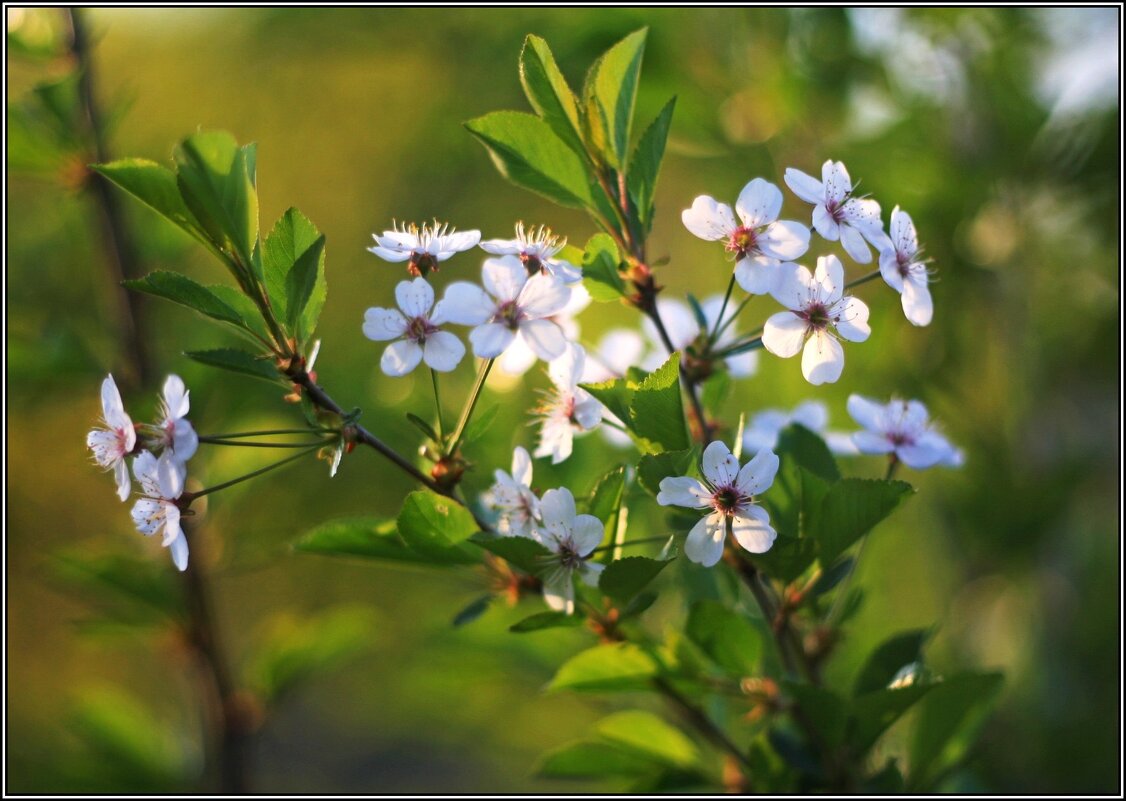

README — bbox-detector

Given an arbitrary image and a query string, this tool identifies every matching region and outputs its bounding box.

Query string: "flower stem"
[590,535,670,554]
[713,293,753,342]
[198,437,327,448]
[430,368,445,441]
[707,273,737,346]
[185,446,320,501]
[447,358,495,456]
[199,428,331,439]
[845,269,882,290]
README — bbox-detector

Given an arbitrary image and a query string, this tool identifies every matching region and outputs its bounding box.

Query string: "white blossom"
[784,160,885,264]
[534,344,602,465]
[682,177,811,294]
[498,284,590,377]
[156,375,198,466]
[130,450,189,571]
[763,256,870,385]
[657,441,778,567]
[86,374,137,502]
[368,220,480,276]
[742,400,855,457]
[878,206,933,326]
[437,256,571,362]
[846,394,963,469]
[480,222,582,284]
[530,488,605,614]
[483,446,540,537]
[362,277,466,376]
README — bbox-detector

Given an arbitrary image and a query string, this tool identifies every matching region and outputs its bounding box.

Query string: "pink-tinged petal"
[579,561,605,587]
[540,487,577,531]
[549,343,585,389]
[783,167,824,205]
[734,254,778,295]
[511,446,533,487]
[821,160,852,203]
[901,279,933,327]
[479,238,519,256]
[362,307,408,341]
[161,503,182,547]
[395,277,435,318]
[757,220,810,261]
[762,312,808,359]
[132,450,161,496]
[701,440,740,486]
[681,195,737,240]
[168,529,189,572]
[571,514,605,555]
[853,431,895,454]
[469,322,516,358]
[814,255,845,305]
[832,296,871,342]
[114,458,131,502]
[684,512,726,567]
[162,375,190,419]
[519,272,571,318]
[731,511,776,554]
[156,453,185,499]
[367,245,412,262]
[847,395,885,431]
[890,206,918,258]
[534,415,574,464]
[812,204,841,241]
[422,331,466,372]
[879,249,906,293]
[100,374,131,430]
[768,261,814,310]
[839,223,873,264]
[844,197,884,242]
[736,448,779,496]
[735,178,783,228]
[381,339,424,376]
[657,476,711,508]
[542,570,575,614]
[434,282,493,326]
[482,255,527,302]
[801,330,845,385]
[518,318,566,362]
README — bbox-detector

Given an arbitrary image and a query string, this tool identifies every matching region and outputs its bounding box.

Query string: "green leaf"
[396,491,481,564]
[629,352,688,452]
[208,284,272,343]
[598,556,671,604]
[628,97,676,233]
[123,271,246,328]
[910,672,1004,787]
[509,610,584,633]
[810,478,914,565]
[452,595,493,627]
[777,423,840,482]
[637,447,697,497]
[685,600,762,675]
[549,643,659,692]
[581,375,634,427]
[294,516,436,565]
[581,232,625,301]
[587,465,626,548]
[91,158,205,242]
[261,208,323,331]
[536,741,660,779]
[747,535,818,584]
[810,556,854,597]
[466,111,593,208]
[853,629,931,696]
[50,552,185,622]
[519,35,586,157]
[583,28,647,169]
[851,684,935,755]
[184,348,280,383]
[470,534,555,575]
[173,131,259,268]
[783,681,849,750]
[285,232,325,332]
[405,413,439,442]
[594,710,700,768]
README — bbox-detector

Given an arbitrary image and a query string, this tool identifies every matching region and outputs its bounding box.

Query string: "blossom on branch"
[534,343,602,465]
[484,446,541,537]
[363,277,466,376]
[130,450,189,572]
[368,220,480,276]
[156,374,198,466]
[878,206,934,326]
[846,394,963,469]
[784,160,885,264]
[86,374,137,502]
[480,222,582,284]
[530,487,605,614]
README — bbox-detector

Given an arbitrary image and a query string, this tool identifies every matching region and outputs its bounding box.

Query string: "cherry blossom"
[846,394,963,469]
[878,206,933,326]
[763,256,870,385]
[479,222,582,284]
[784,160,885,264]
[156,375,198,466]
[533,344,602,465]
[483,446,540,537]
[498,284,590,377]
[529,488,605,614]
[682,177,810,294]
[657,440,778,567]
[86,374,137,501]
[368,220,480,276]
[362,277,466,376]
[130,450,189,571]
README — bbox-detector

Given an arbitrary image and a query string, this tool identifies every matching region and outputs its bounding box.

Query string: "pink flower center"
[825,199,846,224]
[406,315,437,343]
[726,226,758,258]
[799,301,830,330]
[495,300,524,330]
[712,485,749,516]
[557,538,583,569]
[520,252,544,277]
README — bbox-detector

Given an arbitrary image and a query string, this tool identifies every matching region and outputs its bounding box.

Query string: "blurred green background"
[6,7,1119,793]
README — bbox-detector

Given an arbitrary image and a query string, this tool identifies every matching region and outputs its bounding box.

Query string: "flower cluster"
[86,374,197,571]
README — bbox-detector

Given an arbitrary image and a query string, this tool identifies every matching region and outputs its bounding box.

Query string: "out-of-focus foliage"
[7,7,1118,793]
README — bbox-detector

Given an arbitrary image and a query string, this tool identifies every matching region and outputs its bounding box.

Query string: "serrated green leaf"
[811,478,914,565]
[583,28,647,169]
[777,423,840,482]
[470,534,555,575]
[851,684,935,755]
[685,600,762,675]
[466,111,593,208]
[405,413,439,442]
[910,672,1004,788]
[628,96,675,233]
[581,375,634,426]
[853,629,931,696]
[549,642,659,692]
[519,35,586,157]
[283,234,323,332]
[629,352,688,452]
[208,284,272,343]
[396,491,481,564]
[509,610,584,633]
[294,516,435,564]
[581,232,625,301]
[123,271,246,328]
[594,710,700,768]
[184,348,279,383]
[91,158,205,242]
[462,403,499,445]
[587,464,625,541]
[747,534,818,584]
[637,447,697,497]
[262,207,326,338]
[598,556,671,605]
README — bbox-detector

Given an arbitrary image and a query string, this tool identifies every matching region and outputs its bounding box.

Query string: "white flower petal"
[901,279,933,327]
[701,440,740,486]
[657,476,711,508]
[736,448,779,496]
[132,450,161,497]
[847,395,885,431]
[757,220,811,261]
[518,318,567,362]
[724,349,759,379]
[734,254,778,295]
[546,258,583,284]
[814,255,845,305]
[762,311,808,359]
[549,343,585,389]
[821,160,852,203]
[573,395,603,431]
[539,487,577,532]
[381,339,424,376]
[783,167,824,205]
[469,322,516,358]
[367,245,412,262]
[156,453,185,499]
[681,195,737,240]
[579,561,605,587]
[511,446,533,487]
[844,197,884,242]
[534,416,574,464]
[891,206,918,258]
[422,331,465,372]
[853,431,896,454]
[440,229,481,253]
[812,204,841,241]
[542,570,575,614]
[839,223,873,264]
[879,249,906,293]
[171,419,199,463]
[395,277,435,318]
[114,458,131,502]
[519,272,571,318]
[160,503,182,547]
[162,375,190,419]
[100,374,128,429]
[684,512,726,567]
[832,296,871,342]
[362,307,409,341]
[731,511,776,554]
[131,498,164,536]
[168,529,189,572]
[479,237,518,256]
[571,514,605,555]
[768,261,814,310]
[801,330,845,385]
[898,431,956,469]
[735,178,782,228]
[498,334,537,376]
[433,282,493,326]
[482,255,527,302]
